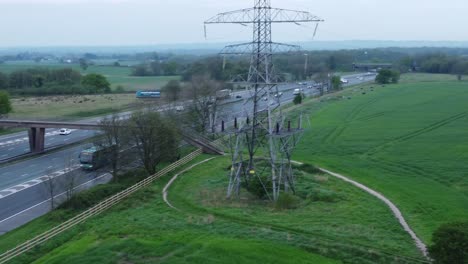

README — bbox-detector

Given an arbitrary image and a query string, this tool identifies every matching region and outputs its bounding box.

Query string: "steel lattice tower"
[206,1,323,200]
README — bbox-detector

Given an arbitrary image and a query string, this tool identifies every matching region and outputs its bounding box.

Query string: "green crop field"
[0,61,180,92]
[292,73,468,243]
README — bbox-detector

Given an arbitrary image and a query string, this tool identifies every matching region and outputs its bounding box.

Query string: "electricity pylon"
[205,0,323,201]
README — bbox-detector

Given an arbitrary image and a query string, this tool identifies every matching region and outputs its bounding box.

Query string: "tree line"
[0,68,111,96]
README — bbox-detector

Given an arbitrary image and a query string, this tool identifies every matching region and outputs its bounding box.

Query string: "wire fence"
[0,148,203,264]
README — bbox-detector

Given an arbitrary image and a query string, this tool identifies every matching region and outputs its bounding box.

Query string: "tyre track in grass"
[365,111,467,156]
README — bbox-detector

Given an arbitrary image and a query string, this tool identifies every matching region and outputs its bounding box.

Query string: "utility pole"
[206,1,323,200]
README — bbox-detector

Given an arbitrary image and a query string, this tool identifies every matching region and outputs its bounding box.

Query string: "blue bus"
[136,91,161,99]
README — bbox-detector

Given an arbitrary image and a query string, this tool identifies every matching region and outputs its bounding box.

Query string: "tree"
[79,58,89,71]
[185,75,223,134]
[43,173,57,209]
[452,61,468,81]
[64,155,79,202]
[0,91,12,118]
[331,76,342,91]
[82,74,111,93]
[293,94,303,105]
[129,110,180,175]
[162,80,182,102]
[99,115,129,180]
[429,222,468,264]
[162,61,178,76]
[0,72,8,90]
[375,69,400,84]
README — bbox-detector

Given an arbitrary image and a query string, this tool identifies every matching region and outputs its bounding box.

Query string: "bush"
[293,94,303,105]
[115,85,126,93]
[275,193,300,210]
[429,222,468,264]
[376,69,400,84]
[59,184,125,210]
[299,163,322,174]
[243,174,272,199]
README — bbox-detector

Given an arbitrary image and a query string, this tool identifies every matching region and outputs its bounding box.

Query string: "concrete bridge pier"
[28,127,45,153]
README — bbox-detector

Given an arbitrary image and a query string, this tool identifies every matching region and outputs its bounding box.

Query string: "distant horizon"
[2,40,468,49]
[1,40,468,55]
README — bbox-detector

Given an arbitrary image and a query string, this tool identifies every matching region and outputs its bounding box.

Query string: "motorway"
[0,73,375,234]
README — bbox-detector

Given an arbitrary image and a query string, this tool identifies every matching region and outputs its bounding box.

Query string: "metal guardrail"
[0,149,203,264]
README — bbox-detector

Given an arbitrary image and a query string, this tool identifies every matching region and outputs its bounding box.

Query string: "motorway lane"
[0,73,374,160]
[0,145,89,191]
[0,129,96,161]
[0,73,374,189]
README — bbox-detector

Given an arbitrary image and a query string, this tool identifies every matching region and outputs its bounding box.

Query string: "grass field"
[0,61,180,92]
[292,74,468,243]
[0,155,427,264]
[8,94,138,120]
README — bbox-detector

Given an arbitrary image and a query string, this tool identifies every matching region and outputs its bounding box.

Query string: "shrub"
[308,189,343,203]
[115,85,126,93]
[59,184,125,210]
[376,69,400,84]
[293,94,303,105]
[275,193,300,210]
[429,222,468,264]
[243,174,272,199]
[299,163,322,174]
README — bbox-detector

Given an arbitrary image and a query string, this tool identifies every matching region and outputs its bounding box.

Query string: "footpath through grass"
[292,73,468,243]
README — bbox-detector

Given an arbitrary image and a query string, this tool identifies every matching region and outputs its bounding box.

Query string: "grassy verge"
[0,155,342,264]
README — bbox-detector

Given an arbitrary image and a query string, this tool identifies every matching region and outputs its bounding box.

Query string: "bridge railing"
[0,148,203,264]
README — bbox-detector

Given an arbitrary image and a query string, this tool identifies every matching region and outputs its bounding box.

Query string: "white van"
[293,89,301,95]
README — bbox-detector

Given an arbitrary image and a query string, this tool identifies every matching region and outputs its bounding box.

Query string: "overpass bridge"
[0,120,224,155]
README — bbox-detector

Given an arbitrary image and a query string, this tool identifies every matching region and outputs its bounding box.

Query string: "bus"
[79,145,114,170]
[136,91,161,99]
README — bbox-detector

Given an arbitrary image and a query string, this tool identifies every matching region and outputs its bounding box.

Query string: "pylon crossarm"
[205,8,323,24]
[205,8,255,24]
[220,42,301,55]
[270,8,324,23]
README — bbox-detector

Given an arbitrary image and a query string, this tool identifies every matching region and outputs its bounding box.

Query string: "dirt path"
[318,167,429,258]
[162,158,216,211]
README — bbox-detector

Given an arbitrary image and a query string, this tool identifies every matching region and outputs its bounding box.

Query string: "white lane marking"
[0,165,80,200]
[0,129,77,148]
[0,173,111,224]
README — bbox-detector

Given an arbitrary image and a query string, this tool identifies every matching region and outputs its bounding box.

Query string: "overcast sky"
[0,0,466,47]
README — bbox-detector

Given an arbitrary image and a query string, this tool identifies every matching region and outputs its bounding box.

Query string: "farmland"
[0,73,466,263]
[293,73,468,242]
[0,61,180,92]
[8,94,137,120]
